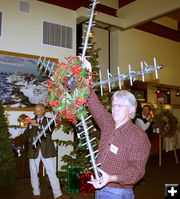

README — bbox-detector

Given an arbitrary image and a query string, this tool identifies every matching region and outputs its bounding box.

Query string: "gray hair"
[112,90,137,119]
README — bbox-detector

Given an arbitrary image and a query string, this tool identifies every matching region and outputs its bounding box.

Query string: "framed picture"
[0,50,58,110]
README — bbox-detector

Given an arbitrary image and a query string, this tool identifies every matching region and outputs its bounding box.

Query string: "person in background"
[23,104,69,199]
[135,105,154,142]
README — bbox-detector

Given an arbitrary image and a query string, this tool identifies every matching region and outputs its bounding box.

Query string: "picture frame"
[0,50,58,111]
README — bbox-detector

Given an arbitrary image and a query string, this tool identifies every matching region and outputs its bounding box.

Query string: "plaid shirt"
[88,90,151,189]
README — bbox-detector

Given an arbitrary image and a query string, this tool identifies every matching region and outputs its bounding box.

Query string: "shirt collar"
[142,114,150,120]
[115,119,132,130]
[37,116,44,123]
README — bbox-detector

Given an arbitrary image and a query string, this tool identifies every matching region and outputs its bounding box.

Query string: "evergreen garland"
[0,100,16,192]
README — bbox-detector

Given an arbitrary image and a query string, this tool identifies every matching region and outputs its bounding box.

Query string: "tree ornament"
[17,114,29,127]
[78,142,83,147]
[71,153,77,159]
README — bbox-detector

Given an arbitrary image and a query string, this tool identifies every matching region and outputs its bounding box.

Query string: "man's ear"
[129,106,135,117]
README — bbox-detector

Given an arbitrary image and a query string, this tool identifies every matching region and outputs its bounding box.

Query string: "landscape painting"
[0,53,55,108]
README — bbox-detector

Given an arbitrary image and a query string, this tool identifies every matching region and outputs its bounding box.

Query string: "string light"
[155,88,160,94]
[175,90,180,97]
[166,90,171,95]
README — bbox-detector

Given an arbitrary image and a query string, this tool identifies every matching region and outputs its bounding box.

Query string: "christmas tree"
[0,99,16,192]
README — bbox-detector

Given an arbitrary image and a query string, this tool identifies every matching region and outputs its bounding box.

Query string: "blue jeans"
[95,186,134,199]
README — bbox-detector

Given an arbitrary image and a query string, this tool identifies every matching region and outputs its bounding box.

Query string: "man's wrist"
[109,174,118,183]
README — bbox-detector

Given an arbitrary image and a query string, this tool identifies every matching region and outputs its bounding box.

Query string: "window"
[0,11,2,37]
[42,21,73,49]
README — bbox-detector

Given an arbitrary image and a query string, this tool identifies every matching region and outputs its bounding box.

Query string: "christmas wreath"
[17,114,29,127]
[154,110,177,137]
[47,57,93,125]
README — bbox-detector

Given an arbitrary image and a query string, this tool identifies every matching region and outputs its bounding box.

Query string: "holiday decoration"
[25,116,31,124]
[154,110,177,137]
[80,171,95,194]
[0,99,16,192]
[12,143,23,157]
[67,166,85,193]
[47,56,92,125]
[17,114,29,127]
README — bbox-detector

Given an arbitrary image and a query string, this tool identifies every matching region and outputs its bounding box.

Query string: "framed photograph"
[0,50,58,110]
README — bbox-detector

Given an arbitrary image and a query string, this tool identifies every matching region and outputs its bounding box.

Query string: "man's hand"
[78,56,92,75]
[29,119,39,127]
[87,168,117,189]
[148,117,153,123]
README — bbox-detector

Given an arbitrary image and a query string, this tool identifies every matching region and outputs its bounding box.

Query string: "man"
[135,105,154,142]
[23,104,69,199]
[87,89,151,199]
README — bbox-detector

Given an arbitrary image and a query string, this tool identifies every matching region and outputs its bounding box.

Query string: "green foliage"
[79,68,88,78]
[76,108,88,120]
[0,100,16,192]
[86,36,101,82]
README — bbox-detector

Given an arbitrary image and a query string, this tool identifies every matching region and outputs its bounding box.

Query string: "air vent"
[19,1,30,14]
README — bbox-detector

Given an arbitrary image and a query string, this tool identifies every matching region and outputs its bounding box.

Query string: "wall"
[110,28,180,86]
[153,17,178,31]
[110,27,180,127]
[0,0,76,60]
[93,26,109,80]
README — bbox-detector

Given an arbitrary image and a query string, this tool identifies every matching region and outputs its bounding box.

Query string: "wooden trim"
[135,22,180,43]
[4,107,52,112]
[95,3,117,17]
[0,50,58,62]
[146,82,180,90]
[38,0,117,17]
[139,102,180,109]
[118,0,136,9]
[178,22,180,32]
[172,104,180,109]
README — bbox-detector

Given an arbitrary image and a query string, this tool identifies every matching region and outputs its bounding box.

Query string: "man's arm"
[135,118,150,131]
[88,89,111,130]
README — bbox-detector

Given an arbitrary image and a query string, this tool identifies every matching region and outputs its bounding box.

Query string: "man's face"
[142,106,150,117]
[112,97,131,125]
[35,106,45,118]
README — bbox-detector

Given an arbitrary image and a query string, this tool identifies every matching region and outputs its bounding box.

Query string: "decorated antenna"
[36,0,164,184]
[76,116,101,182]
[81,0,98,61]
[79,0,102,181]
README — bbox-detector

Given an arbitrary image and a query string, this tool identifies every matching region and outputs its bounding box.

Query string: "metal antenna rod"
[82,0,97,61]
[32,114,57,147]
[81,116,101,182]
[92,64,163,88]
